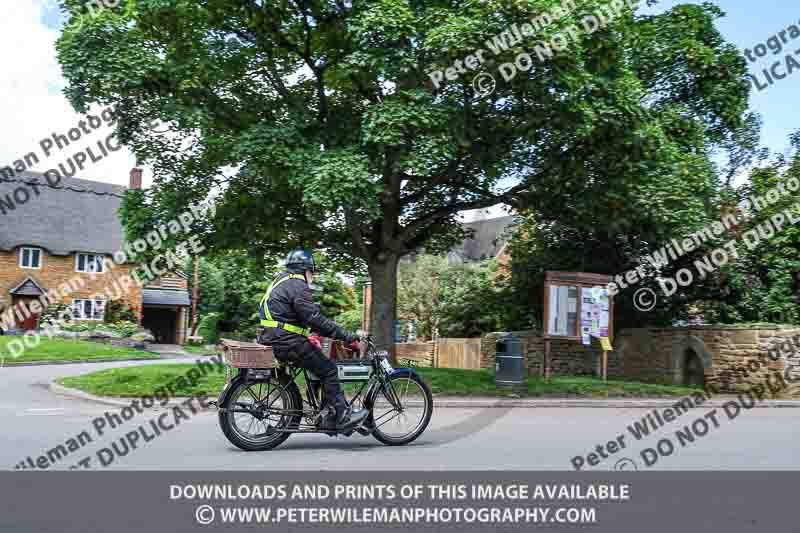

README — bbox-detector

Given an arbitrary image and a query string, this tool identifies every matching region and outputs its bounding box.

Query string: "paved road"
[2,360,799,471]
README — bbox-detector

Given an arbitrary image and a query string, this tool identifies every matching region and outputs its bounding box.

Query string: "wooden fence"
[434,338,483,370]
[395,342,435,367]
[317,337,483,370]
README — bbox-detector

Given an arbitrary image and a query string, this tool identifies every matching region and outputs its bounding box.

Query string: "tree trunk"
[367,254,400,362]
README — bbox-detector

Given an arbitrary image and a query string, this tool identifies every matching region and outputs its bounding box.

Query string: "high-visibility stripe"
[260,320,310,337]
[259,274,309,337]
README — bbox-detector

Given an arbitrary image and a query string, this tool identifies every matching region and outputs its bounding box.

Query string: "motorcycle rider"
[257,249,369,431]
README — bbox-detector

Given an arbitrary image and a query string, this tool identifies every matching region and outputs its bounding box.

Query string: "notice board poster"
[589,286,610,339]
[581,291,593,345]
[547,285,578,337]
[544,272,614,346]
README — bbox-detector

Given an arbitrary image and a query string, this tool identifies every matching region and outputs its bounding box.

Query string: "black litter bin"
[495,335,525,388]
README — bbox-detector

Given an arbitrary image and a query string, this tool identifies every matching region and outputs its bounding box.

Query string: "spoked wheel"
[371,373,433,446]
[218,376,302,451]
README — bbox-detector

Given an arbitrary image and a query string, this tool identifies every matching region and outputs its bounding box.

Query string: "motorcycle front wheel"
[370,373,433,446]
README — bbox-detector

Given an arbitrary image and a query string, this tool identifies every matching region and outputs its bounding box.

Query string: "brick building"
[0,170,191,343]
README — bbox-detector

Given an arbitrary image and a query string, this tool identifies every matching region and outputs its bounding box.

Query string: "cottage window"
[72,299,106,321]
[76,253,105,273]
[19,247,42,269]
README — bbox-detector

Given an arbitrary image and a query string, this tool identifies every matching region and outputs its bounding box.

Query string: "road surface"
[2,360,798,471]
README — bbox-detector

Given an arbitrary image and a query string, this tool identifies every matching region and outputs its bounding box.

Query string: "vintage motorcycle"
[215,336,433,451]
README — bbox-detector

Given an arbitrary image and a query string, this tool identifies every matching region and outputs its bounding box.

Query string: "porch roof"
[9,277,45,296]
[142,288,191,307]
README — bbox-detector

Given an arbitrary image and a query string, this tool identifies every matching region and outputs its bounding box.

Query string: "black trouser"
[291,341,343,411]
[258,328,344,412]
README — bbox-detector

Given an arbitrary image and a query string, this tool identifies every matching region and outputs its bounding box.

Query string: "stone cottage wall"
[0,250,143,324]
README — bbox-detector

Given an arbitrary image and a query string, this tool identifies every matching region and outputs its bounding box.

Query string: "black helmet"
[285,249,316,274]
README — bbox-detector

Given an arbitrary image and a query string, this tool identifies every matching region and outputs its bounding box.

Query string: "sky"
[0,0,797,212]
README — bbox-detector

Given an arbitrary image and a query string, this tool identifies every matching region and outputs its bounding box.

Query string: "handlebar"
[343,335,382,360]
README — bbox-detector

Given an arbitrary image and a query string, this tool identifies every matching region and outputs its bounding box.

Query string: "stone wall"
[481,331,541,371]
[481,331,620,378]
[480,325,800,398]
[614,326,800,397]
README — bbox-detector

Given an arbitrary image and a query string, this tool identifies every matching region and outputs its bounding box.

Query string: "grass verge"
[0,337,158,364]
[181,344,220,356]
[420,367,701,398]
[57,363,700,399]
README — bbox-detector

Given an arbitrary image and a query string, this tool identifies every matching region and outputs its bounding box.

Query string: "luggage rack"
[220,339,274,382]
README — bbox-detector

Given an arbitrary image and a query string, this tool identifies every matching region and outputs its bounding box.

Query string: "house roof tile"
[0,171,126,256]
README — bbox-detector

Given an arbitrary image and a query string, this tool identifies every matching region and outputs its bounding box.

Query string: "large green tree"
[57,0,750,353]
[689,133,800,324]
[398,254,508,339]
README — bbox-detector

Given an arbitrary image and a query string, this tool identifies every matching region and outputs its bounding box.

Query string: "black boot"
[334,393,369,430]
[318,380,341,433]
[319,406,338,435]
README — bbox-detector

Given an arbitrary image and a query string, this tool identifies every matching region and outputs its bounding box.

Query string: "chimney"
[129,167,143,190]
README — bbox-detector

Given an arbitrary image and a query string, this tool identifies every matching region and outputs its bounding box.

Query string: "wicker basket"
[221,339,275,369]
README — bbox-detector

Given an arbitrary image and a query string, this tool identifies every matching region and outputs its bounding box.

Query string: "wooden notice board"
[543,272,615,381]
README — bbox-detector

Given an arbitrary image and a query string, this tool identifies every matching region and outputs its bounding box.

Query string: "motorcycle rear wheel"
[218,375,302,451]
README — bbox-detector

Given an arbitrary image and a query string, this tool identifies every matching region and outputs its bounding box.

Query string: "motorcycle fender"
[216,369,253,408]
[364,367,419,410]
[216,376,239,408]
[217,369,287,408]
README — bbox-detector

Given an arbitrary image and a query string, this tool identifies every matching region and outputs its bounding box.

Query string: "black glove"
[342,331,360,345]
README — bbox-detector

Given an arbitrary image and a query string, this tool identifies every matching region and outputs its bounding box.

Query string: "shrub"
[107,321,140,338]
[62,323,92,332]
[39,304,74,327]
[104,300,137,324]
[198,312,222,344]
[335,307,363,332]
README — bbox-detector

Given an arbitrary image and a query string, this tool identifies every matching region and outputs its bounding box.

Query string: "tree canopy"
[57,0,753,351]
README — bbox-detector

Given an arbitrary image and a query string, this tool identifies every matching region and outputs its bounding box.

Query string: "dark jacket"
[258,272,355,349]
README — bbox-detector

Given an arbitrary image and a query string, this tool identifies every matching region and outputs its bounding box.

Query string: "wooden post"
[361,280,372,335]
[544,338,551,382]
[602,349,608,383]
[190,255,200,337]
